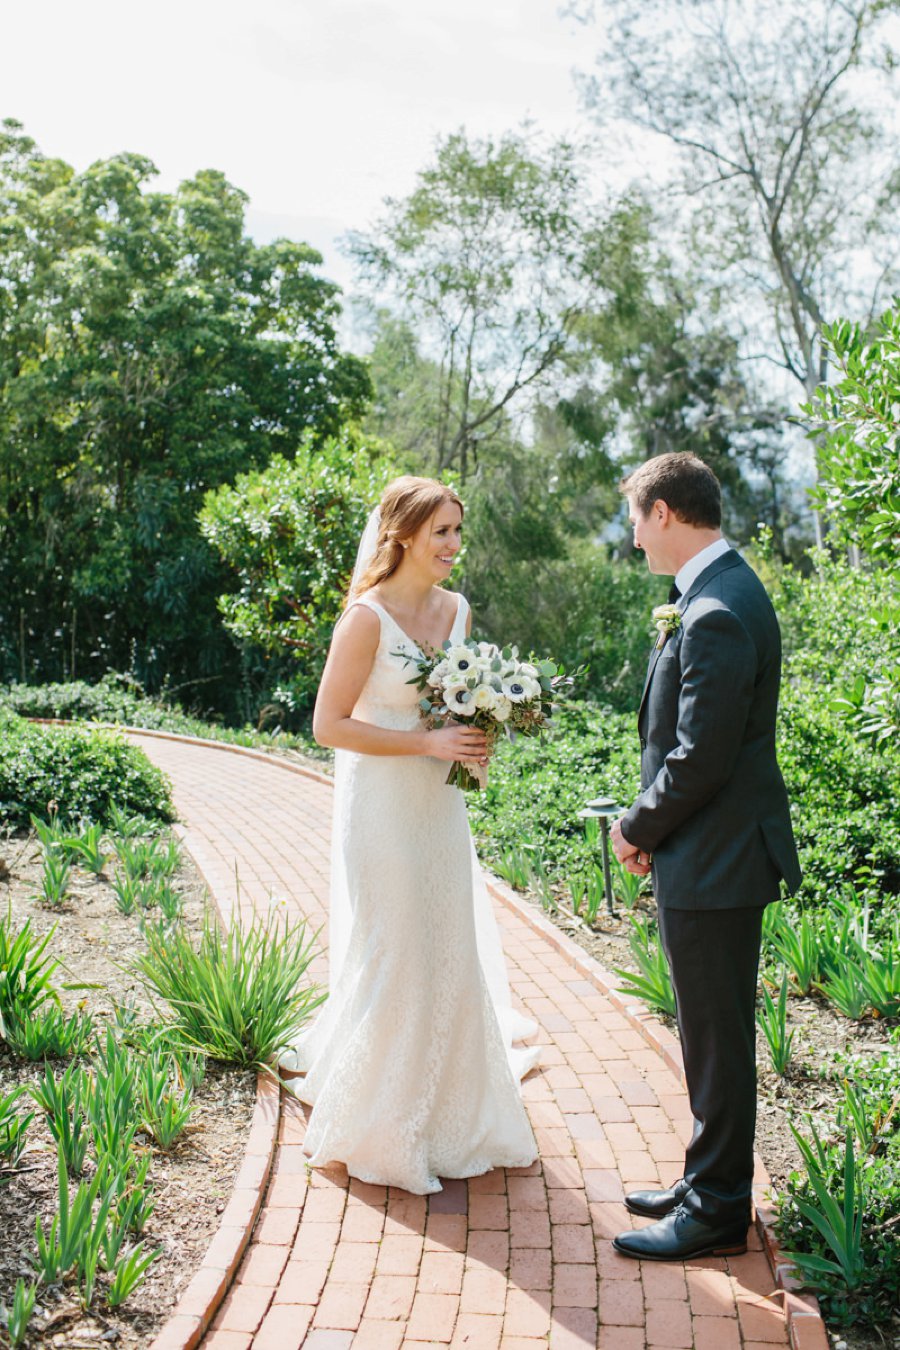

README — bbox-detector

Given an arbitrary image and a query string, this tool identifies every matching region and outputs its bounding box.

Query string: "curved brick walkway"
[130,734,800,1350]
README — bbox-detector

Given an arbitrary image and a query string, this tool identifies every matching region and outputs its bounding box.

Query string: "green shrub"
[467,700,641,881]
[0,711,173,829]
[463,539,664,712]
[470,687,900,928]
[199,433,395,713]
[0,674,178,729]
[777,681,900,918]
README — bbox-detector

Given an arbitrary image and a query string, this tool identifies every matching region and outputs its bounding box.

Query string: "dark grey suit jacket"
[621,549,801,910]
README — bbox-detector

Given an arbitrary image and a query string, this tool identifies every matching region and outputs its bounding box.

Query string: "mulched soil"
[0,830,257,1348]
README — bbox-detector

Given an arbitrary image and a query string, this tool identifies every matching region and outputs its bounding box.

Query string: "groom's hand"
[611,819,652,876]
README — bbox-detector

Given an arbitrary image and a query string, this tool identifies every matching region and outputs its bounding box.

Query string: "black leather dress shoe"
[613,1204,749,1262]
[624,1179,689,1218]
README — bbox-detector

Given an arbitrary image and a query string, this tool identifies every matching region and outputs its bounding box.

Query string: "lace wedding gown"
[286,591,539,1195]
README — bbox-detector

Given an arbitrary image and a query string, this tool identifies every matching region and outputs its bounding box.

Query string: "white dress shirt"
[674,536,731,598]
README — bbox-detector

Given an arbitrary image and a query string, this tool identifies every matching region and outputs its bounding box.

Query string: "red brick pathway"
[131,734,793,1349]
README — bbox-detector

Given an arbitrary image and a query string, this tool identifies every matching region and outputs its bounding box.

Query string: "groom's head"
[620,453,723,576]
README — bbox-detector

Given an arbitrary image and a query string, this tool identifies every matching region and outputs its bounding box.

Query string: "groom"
[610,452,800,1262]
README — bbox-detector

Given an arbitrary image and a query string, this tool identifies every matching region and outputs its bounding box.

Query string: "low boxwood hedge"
[0,710,174,828]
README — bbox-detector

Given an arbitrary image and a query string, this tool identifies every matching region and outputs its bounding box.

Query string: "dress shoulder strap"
[452,592,470,640]
[335,595,385,631]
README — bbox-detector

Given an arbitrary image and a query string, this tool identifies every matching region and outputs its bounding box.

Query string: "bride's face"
[406,500,463,581]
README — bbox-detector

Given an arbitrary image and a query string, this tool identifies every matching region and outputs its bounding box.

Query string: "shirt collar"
[674,537,731,599]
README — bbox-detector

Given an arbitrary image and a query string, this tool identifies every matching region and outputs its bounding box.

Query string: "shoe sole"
[613,1237,747,1261]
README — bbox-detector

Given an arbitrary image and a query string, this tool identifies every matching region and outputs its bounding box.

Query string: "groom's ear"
[652,499,671,527]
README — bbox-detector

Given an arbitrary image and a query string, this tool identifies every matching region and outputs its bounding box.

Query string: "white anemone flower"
[502,673,540,703]
[444,683,477,717]
[446,645,478,678]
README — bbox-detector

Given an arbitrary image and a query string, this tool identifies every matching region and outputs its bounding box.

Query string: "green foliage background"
[0,120,369,720]
[199,432,395,711]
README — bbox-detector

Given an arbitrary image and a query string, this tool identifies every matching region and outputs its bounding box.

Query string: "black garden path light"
[576,796,621,919]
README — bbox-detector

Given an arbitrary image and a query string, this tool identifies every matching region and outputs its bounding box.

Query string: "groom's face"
[628,496,670,574]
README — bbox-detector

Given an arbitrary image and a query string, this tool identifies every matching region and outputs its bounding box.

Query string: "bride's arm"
[313,605,488,762]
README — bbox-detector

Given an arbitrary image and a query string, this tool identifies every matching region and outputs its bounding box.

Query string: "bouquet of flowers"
[398,636,575,791]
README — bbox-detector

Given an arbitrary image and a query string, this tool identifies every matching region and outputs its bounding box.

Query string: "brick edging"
[28,717,827,1348]
[484,874,828,1350]
[148,1071,281,1350]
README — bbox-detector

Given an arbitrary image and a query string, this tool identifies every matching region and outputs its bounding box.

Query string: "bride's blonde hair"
[349,476,464,603]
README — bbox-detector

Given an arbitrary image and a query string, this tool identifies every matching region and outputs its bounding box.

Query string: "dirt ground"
[0,831,257,1348]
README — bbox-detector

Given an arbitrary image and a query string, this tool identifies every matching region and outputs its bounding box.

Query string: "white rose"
[427,659,451,688]
[493,695,512,722]
[472,684,498,711]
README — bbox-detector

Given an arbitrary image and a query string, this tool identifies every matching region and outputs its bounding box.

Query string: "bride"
[279,475,539,1195]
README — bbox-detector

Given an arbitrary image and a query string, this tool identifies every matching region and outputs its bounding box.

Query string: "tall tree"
[347,128,604,480]
[0,121,370,713]
[568,0,900,542]
[363,198,793,551]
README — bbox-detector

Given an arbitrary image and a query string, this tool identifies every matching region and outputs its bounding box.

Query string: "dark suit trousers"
[656,905,763,1226]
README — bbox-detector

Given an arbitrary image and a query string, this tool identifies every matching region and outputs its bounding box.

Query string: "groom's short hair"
[620,452,722,529]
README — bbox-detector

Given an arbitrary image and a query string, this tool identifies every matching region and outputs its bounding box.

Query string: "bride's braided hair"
[348,475,464,603]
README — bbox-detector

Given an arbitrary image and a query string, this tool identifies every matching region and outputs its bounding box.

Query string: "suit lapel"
[637,549,743,725]
[638,639,667,721]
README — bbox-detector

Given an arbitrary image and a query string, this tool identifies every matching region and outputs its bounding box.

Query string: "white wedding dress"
[286,591,539,1195]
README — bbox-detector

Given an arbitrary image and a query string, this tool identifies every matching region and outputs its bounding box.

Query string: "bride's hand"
[426,723,489,764]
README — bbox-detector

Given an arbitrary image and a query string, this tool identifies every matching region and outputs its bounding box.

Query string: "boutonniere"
[652,603,682,649]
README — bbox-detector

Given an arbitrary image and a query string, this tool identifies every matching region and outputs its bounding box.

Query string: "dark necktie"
[668,582,681,604]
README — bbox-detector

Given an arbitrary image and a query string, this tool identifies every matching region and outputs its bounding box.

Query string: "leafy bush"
[755,539,900,749]
[0,674,180,729]
[776,681,900,916]
[470,687,900,928]
[199,432,395,713]
[0,711,174,829]
[467,700,641,881]
[464,538,664,712]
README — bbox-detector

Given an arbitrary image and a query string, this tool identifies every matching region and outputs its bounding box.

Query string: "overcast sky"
[5,0,605,297]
